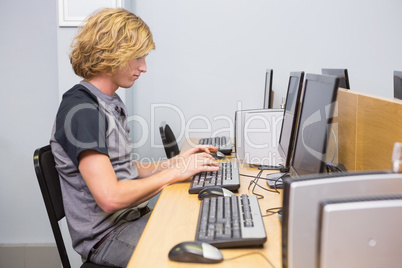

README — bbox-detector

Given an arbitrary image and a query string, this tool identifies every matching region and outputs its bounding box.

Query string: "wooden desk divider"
[333,88,402,171]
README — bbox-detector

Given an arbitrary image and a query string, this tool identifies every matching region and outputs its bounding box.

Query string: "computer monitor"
[234,108,283,165]
[318,196,402,268]
[393,70,402,100]
[277,72,305,169]
[281,171,402,268]
[235,108,266,156]
[321,68,350,89]
[263,69,273,109]
[289,74,339,177]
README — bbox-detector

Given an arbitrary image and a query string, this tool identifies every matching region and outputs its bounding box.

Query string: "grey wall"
[1,0,402,267]
[128,0,402,162]
[0,0,59,244]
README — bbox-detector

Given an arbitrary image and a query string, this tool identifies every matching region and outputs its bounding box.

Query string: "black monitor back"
[263,69,273,109]
[393,70,402,100]
[277,71,304,169]
[322,68,350,89]
[290,74,339,177]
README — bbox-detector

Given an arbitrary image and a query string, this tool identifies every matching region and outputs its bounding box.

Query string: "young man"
[50,8,220,267]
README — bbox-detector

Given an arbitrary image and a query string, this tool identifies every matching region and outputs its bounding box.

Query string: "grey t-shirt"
[50,81,144,259]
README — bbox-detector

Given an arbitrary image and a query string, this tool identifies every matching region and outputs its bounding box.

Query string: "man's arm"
[78,149,219,213]
[134,145,218,178]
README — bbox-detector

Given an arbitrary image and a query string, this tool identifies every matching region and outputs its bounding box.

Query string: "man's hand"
[180,145,219,157]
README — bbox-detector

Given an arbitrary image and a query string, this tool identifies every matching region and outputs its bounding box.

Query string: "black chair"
[159,121,180,159]
[33,145,113,268]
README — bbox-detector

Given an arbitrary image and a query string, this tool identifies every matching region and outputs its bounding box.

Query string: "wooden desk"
[127,89,402,267]
[127,139,283,267]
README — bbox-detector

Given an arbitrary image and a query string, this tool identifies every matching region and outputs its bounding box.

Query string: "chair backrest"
[34,145,71,268]
[159,121,180,159]
[34,145,115,268]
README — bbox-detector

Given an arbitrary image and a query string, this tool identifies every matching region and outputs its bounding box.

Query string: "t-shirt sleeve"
[54,88,108,167]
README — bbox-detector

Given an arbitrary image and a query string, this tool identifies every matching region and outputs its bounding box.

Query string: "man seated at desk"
[50,8,220,267]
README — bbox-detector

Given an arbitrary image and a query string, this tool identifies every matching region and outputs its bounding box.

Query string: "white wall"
[1,0,402,265]
[0,0,59,243]
[128,0,402,161]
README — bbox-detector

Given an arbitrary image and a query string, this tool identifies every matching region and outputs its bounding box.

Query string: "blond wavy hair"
[70,8,155,79]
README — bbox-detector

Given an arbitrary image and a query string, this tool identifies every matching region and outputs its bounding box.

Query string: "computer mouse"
[211,151,226,160]
[198,186,235,200]
[168,241,223,264]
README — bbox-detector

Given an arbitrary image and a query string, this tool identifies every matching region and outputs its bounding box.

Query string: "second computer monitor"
[321,68,350,89]
[290,74,339,177]
[393,70,402,100]
[263,69,273,109]
[277,72,305,169]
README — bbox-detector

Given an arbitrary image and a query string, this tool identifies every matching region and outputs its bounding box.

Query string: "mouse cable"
[240,172,278,180]
[247,169,263,188]
[239,173,258,179]
[263,206,282,217]
[248,170,280,197]
[248,170,265,199]
[249,171,281,194]
[224,251,275,268]
[255,177,281,194]
[241,172,283,182]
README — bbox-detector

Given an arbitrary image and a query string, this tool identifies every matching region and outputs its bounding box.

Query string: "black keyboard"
[189,162,240,194]
[195,194,267,248]
[198,136,232,155]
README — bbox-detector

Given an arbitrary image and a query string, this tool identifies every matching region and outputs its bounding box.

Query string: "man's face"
[112,57,147,89]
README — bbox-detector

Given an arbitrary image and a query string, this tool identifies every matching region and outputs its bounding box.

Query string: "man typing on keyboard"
[50,8,220,268]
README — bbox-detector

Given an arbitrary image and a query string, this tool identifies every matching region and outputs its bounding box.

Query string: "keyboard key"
[196,195,266,248]
[189,162,240,194]
[241,195,254,227]
[198,136,233,155]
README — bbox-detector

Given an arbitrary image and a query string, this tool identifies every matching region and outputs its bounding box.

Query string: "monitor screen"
[277,72,304,169]
[263,69,273,109]
[321,68,350,89]
[290,74,339,177]
[393,71,402,100]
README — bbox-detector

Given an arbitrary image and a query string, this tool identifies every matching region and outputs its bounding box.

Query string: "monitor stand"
[266,172,289,189]
[325,163,347,173]
[251,164,284,170]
